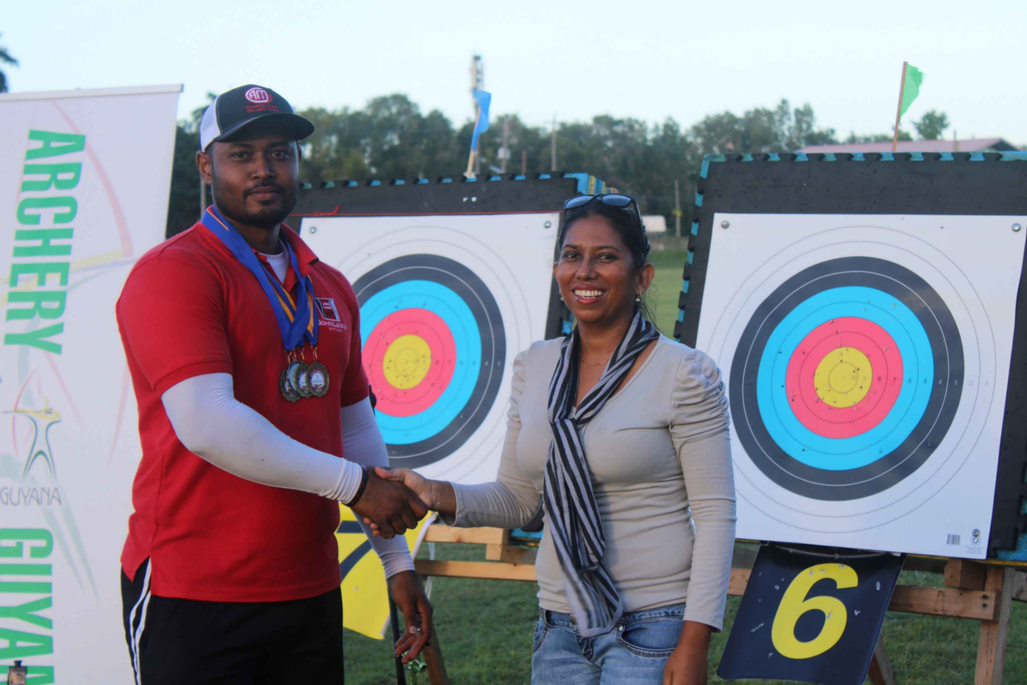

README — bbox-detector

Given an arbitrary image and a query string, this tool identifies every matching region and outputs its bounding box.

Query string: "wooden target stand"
[411,526,1027,685]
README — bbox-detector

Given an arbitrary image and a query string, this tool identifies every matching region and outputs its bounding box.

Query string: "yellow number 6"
[771,562,858,659]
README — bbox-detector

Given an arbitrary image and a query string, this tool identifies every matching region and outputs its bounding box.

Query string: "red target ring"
[785,317,904,439]
[364,309,457,417]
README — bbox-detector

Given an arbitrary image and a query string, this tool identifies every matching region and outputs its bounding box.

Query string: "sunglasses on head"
[563,193,643,224]
[562,193,651,259]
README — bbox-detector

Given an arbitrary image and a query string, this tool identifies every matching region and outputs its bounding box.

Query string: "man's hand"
[349,469,428,539]
[365,468,458,536]
[388,571,433,664]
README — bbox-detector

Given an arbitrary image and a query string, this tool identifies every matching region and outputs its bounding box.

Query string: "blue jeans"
[531,604,685,684]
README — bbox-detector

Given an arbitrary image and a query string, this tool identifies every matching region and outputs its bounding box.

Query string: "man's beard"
[212,183,296,231]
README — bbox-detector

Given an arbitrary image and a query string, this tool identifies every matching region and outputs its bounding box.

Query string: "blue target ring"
[730,257,963,500]
[757,286,934,470]
[353,255,505,468]
[361,280,481,444]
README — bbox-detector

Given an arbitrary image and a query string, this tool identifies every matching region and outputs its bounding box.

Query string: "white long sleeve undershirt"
[162,373,413,577]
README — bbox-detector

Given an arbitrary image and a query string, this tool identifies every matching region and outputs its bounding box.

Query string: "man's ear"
[196,149,213,185]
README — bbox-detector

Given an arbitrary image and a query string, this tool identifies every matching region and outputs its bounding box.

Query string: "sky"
[5,0,1026,146]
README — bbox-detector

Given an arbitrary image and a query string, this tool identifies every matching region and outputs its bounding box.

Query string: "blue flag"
[470,89,491,152]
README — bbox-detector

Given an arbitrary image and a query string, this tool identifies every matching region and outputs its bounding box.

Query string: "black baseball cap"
[199,84,314,150]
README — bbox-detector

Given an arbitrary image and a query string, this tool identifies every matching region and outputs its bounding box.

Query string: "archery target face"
[695,214,1026,558]
[355,255,505,467]
[299,213,560,483]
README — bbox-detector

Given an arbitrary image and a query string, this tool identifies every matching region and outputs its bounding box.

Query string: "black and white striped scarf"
[543,311,660,636]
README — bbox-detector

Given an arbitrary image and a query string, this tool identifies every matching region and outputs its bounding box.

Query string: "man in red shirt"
[117,84,430,683]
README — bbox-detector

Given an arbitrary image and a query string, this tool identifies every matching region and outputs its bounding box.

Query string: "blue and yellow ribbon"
[201,206,319,350]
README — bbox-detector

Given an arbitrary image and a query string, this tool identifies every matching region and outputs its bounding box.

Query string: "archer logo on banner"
[719,544,903,685]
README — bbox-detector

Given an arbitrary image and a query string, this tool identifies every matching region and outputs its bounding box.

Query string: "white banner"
[0,85,180,684]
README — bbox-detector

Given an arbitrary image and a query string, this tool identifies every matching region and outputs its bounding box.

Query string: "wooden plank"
[498,545,537,566]
[728,568,751,597]
[889,585,997,621]
[415,559,537,582]
[424,526,506,546]
[976,566,1013,684]
[730,567,997,621]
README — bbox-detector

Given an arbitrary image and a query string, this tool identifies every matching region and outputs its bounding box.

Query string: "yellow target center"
[383,335,432,390]
[814,347,873,408]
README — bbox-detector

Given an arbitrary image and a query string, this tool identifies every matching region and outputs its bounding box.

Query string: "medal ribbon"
[201,206,319,351]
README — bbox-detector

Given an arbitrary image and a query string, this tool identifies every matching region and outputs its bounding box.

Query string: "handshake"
[348,467,443,538]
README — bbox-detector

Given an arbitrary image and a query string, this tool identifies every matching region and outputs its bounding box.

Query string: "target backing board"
[299,211,559,484]
[678,153,1027,559]
[697,212,1024,558]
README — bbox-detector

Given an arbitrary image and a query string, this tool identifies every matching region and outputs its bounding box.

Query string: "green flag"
[900,64,924,116]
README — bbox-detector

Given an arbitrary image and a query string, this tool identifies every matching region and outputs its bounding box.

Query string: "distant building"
[800,138,1019,154]
[642,214,667,234]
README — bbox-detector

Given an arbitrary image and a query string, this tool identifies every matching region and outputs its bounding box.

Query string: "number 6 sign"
[719,544,902,685]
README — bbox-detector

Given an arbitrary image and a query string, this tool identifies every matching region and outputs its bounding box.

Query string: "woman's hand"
[663,621,712,685]
[374,467,436,509]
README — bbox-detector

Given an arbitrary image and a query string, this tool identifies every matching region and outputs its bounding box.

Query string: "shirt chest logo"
[316,297,348,332]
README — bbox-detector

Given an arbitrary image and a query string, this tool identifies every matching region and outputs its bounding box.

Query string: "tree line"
[168,94,952,236]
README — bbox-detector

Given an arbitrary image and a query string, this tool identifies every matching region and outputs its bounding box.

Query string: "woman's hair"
[557,194,654,320]
[557,196,651,270]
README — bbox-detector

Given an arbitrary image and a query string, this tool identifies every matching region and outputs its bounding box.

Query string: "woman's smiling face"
[554,215,648,330]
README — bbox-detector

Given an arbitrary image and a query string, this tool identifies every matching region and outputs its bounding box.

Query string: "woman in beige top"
[378,193,736,684]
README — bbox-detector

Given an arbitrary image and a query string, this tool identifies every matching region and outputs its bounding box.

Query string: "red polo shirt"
[117,222,367,602]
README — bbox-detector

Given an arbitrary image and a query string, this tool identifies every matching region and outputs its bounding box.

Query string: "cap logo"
[245,87,272,104]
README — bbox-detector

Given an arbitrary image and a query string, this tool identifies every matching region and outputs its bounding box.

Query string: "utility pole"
[498,118,511,173]
[466,54,484,179]
[470,54,483,98]
[550,115,558,171]
[673,179,682,237]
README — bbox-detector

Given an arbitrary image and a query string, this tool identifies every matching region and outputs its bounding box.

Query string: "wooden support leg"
[422,632,451,685]
[868,636,898,685]
[975,566,1013,684]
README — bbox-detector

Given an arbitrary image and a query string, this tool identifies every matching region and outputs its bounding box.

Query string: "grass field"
[646,248,691,336]
[342,249,1027,684]
[344,549,1027,685]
